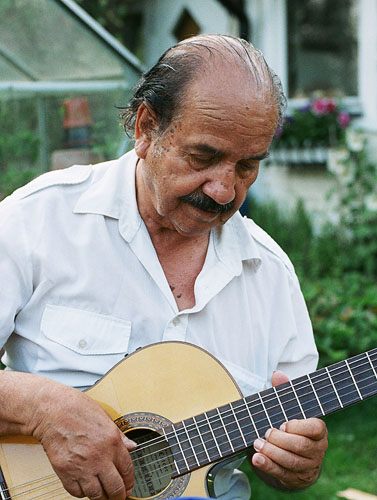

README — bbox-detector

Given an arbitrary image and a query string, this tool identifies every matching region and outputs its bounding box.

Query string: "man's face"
[135,66,278,237]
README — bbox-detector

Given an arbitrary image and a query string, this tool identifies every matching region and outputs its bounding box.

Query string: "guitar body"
[0,342,243,499]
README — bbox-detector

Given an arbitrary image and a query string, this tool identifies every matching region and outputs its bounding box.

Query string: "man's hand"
[250,370,328,490]
[31,382,136,500]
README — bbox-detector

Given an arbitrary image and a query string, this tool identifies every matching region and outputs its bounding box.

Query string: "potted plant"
[270,98,351,165]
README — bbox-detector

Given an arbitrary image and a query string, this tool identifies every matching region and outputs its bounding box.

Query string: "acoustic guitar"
[0,341,376,499]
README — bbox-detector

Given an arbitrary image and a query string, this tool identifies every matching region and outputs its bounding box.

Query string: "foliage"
[247,194,377,367]
[274,98,351,148]
[0,166,43,200]
[0,102,40,172]
[302,274,377,367]
[327,130,377,277]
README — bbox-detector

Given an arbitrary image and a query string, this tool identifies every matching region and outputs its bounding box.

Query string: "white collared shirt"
[0,149,318,499]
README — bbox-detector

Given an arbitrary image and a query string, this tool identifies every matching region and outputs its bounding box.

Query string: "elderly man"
[0,35,327,500]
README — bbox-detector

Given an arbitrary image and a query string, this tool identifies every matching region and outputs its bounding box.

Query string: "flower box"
[268,147,330,165]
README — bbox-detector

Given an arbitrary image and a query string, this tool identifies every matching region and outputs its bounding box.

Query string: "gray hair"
[120,34,286,137]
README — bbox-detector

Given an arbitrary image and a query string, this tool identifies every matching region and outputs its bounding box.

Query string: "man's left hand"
[251,370,328,490]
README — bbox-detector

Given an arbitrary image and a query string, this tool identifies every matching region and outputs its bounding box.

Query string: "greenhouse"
[0,0,143,197]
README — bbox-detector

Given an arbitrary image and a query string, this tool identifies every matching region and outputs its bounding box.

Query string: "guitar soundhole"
[127,428,175,499]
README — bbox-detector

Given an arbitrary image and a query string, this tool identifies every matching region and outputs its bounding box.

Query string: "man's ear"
[134,102,159,159]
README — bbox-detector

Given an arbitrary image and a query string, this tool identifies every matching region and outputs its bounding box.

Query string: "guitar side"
[0,342,243,499]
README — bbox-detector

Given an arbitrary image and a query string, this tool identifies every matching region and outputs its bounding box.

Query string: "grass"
[241,396,377,498]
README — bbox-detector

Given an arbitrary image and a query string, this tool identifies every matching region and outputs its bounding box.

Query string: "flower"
[346,129,364,152]
[327,148,355,184]
[273,98,351,149]
[337,112,351,129]
[311,98,336,115]
[365,193,377,212]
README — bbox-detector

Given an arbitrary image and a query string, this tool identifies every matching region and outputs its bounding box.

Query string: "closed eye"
[188,154,217,167]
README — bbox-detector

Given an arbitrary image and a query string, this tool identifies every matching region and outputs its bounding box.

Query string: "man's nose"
[202,164,236,205]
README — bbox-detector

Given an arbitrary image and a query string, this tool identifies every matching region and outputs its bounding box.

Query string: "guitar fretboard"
[165,348,377,476]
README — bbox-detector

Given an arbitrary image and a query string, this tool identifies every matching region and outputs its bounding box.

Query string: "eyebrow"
[191,143,270,161]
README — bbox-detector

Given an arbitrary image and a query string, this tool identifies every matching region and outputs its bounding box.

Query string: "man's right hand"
[0,371,136,500]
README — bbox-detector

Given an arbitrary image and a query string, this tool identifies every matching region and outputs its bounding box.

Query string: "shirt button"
[78,339,87,349]
[172,317,180,326]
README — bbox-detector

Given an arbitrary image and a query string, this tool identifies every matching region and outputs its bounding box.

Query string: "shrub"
[247,197,377,366]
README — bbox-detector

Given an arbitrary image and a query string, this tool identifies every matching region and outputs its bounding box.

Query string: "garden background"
[1,1,377,499]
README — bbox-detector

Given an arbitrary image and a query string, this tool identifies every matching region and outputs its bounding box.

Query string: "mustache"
[179,192,235,214]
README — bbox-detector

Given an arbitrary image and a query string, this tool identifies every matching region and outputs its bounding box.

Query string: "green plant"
[247,194,377,366]
[0,100,40,171]
[302,274,377,367]
[274,98,351,148]
[327,130,377,278]
[0,165,43,200]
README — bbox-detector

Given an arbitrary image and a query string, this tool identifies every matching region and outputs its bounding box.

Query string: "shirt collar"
[73,149,142,242]
[213,212,262,276]
[74,148,262,268]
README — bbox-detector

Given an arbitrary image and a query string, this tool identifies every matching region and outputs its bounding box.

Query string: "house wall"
[138,0,377,227]
[142,0,239,68]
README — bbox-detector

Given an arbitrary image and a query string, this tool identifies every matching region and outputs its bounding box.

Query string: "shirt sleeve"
[0,197,33,348]
[275,269,319,379]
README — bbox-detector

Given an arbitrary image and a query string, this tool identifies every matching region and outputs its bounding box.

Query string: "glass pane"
[0,56,31,81]
[287,0,358,98]
[0,0,126,81]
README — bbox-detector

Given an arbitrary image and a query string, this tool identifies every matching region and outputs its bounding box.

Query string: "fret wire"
[6,376,377,497]
[216,408,235,453]
[230,402,248,448]
[182,419,200,467]
[181,379,377,474]
[325,366,343,408]
[133,355,377,462]
[134,377,377,484]
[273,386,288,421]
[171,424,189,472]
[193,415,211,462]
[161,426,181,476]
[345,359,363,400]
[205,411,223,458]
[142,371,377,472]
[135,353,377,458]
[159,370,377,468]
[5,372,377,500]
[243,398,260,438]
[307,374,325,416]
[366,352,377,380]
[258,392,273,428]
[157,378,377,477]
[289,380,306,418]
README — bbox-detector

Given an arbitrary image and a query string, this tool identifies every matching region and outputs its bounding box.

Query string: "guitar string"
[120,350,377,455]
[120,351,377,457]
[5,351,377,498]
[4,357,377,499]
[132,373,377,468]
[5,366,377,500]
[4,354,377,498]
[7,380,377,500]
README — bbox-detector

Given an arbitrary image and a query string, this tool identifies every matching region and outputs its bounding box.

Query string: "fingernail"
[280,422,286,432]
[254,453,265,466]
[265,428,272,439]
[254,438,264,451]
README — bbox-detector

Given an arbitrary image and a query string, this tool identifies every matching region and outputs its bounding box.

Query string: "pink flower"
[337,111,351,128]
[311,98,336,115]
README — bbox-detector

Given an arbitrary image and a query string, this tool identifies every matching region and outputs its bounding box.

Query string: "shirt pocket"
[38,304,131,379]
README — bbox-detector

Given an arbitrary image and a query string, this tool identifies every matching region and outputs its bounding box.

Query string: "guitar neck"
[167,348,377,476]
